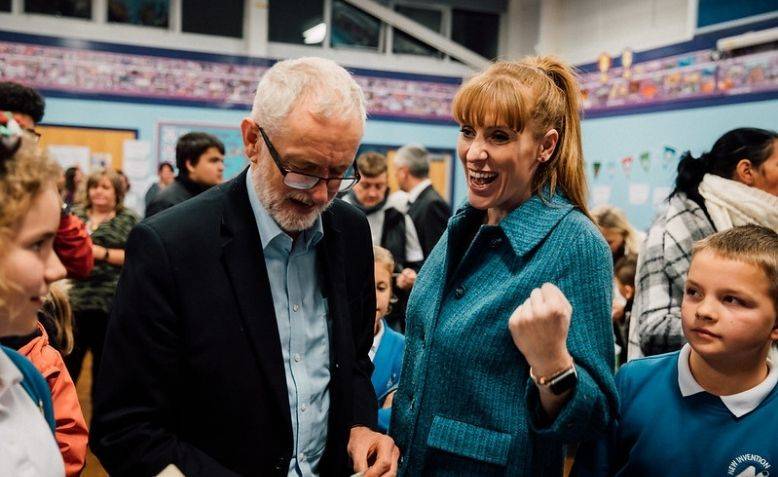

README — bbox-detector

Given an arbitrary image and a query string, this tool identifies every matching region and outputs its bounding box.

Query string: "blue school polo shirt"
[573,344,778,477]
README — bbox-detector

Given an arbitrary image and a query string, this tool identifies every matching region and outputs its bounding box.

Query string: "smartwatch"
[530,363,578,395]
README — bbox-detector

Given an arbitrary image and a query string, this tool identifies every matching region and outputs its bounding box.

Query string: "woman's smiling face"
[457,122,556,220]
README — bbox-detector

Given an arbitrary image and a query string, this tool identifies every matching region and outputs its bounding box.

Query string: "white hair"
[393,143,430,178]
[251,57,366,135]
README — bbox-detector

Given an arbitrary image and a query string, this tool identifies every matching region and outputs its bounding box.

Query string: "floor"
[75,352,108,477]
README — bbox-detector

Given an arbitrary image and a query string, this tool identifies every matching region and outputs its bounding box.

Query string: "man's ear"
[733,159,756,186]
[538,129,560,163]
[241,118,260,163]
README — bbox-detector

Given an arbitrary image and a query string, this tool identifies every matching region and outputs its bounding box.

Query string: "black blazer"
[91,169,378,477]
[407,184,451,258]
[145,176,210,218]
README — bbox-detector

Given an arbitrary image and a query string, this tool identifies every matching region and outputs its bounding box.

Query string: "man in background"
[0,81,93,279]
[145,132,224,217]
[393,144,451,258]
[144,161,175,207]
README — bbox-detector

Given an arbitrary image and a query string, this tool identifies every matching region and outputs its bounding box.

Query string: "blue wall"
[44,96,778,230]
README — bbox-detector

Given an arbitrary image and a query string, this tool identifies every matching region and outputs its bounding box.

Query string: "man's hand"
[395,268,417,290]
[347,426,399,477]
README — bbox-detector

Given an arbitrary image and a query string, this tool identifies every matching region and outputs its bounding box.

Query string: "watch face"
[549,371,578,395]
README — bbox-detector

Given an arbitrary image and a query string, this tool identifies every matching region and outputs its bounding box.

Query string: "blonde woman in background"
[65,169,138,398]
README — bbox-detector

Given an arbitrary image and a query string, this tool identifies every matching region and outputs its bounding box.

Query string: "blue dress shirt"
[247,171,330,477]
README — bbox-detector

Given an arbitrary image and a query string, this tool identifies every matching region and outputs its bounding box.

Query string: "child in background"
[613,255,637,367]
[573,225,778,477]
[0,116,66,475]
[370,246,405,432]
[0,282,88,477]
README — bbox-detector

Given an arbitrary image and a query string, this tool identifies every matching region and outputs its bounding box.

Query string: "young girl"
[0,282,89,477]
[574,225,778,476]
[0,114,66,475]
[370,246,405,433]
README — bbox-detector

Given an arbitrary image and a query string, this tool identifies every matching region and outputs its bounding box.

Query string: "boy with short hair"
[574,225,778,477]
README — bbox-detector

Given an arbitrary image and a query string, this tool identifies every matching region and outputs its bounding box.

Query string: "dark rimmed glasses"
[258,127,360,192]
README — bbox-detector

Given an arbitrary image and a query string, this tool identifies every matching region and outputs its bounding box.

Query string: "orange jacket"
[18,322,88,477]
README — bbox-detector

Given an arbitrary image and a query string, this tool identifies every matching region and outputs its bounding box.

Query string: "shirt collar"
[369,319,385,362]
[246,168,324,252]
[408,179,432,204]
[677,343,778,418]
[449,189,574,257]
[0,348,23,399]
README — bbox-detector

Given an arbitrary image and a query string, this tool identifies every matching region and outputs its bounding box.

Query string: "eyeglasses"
[258,127,360,192]
[23,128,41,143]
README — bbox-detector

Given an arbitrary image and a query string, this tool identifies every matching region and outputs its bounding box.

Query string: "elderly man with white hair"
[91,57,399,477]
[392,145,451,258]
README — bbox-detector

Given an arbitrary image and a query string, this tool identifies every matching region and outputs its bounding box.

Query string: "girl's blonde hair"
[452,56,588,217]
[373,246,395,276]
[39,281,74,356]
[592,205,642,257]
[82,168,125,212]
[0,133,61,310]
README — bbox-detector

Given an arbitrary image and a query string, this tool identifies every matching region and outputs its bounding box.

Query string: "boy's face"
[374,263,393,334]
[682,250,778,362]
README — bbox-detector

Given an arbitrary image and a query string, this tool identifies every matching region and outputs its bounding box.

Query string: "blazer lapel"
[219,170,292,432]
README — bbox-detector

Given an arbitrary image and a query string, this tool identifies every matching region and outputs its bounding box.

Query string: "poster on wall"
[157,122,248,181]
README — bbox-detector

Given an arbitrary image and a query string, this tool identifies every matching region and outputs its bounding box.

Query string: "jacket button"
[454,286,465,299]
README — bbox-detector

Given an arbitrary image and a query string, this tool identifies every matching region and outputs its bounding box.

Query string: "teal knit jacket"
[390,192,618,476]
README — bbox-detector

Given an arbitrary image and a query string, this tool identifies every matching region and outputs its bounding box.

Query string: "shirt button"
[298,453,305,462]
[293,354,302,362]
[454,286,465,299]
[292,304,300,312]
[301,403,308,412]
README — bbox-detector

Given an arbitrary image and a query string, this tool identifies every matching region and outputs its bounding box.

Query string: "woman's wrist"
[528,351,574,379]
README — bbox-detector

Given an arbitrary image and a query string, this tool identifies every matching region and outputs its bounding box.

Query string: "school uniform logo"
[728,453,771,477]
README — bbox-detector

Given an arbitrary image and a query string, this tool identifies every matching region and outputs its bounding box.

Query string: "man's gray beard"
[252,164,332,232]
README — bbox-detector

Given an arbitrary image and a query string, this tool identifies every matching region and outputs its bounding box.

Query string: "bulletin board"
[37,124,138,171]
[157,121,247,180]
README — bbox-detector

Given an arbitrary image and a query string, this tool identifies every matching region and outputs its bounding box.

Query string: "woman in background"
[631,127,778,359]
[66,169,138,398]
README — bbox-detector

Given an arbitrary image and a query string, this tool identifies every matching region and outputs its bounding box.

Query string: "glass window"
[0,0,10,13]
[331,0,382,51]
[25,0,91,18]
[108,0,169,28]
[451,9,499,60]
[268,0,325,45]
[181,0,243,38]
[393,5,443,57]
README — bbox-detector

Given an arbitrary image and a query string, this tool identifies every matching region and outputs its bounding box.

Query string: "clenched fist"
[508,283,573,377]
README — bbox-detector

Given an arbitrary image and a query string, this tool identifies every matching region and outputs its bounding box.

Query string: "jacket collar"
[450,189,575,257]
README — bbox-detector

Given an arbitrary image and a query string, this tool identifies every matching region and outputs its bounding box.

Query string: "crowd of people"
[0,52,776,477]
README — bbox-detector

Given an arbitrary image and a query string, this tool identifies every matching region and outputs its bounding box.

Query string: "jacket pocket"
[426,415,512,466]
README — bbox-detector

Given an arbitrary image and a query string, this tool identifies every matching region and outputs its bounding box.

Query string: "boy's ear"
[624,285,635,300]
[770,322,778,342]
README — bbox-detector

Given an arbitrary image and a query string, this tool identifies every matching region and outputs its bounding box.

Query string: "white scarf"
[698,174,778,232]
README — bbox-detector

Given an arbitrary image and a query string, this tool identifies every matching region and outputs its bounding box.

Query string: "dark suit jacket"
[91,169,378,477]
[145,176,210,218]
[407,184,451,258]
